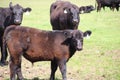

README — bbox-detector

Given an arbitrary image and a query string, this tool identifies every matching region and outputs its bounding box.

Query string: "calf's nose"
[77,46,83,51]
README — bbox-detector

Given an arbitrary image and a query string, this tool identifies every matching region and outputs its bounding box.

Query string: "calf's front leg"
[58,59,67,80]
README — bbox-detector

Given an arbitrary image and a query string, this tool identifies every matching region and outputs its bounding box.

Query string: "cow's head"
[63,5,80,25]
[63,30,92,51]
[9,2,32,25]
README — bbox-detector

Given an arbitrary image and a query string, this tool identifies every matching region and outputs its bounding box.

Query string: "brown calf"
[3,25,92,80]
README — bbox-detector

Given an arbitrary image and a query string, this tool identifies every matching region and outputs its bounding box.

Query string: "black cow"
[96,0,112,12]
[79,5,95,14]
[3,25,92,80]
[0,2,32,66]
[96,0,120,12]
[50,1,80,30]
[50,1,95,30]
[112,0,120,11]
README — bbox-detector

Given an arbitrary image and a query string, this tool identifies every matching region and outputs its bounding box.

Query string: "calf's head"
[63,30,92,51]
[9,2,32,25]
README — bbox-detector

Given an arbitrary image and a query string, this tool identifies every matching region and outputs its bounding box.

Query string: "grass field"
[0,0,120,80]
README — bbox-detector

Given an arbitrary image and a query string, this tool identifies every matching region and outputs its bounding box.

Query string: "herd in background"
[0,0,119,80]
[96,0,120,12]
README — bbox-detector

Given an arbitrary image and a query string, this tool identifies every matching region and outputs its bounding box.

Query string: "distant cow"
[79,5,95,14]
[96,0,112,12]
[50,1,81,30]
[3,25,92,80]
[96,0,120,12]
[112,0,120,11]
[0,2,32,66]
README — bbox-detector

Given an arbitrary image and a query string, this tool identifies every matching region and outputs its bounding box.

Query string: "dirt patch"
[0,49,120,80]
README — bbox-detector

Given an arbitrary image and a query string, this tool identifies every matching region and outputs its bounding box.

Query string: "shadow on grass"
[30,77,61,80]
[6,77,61,80]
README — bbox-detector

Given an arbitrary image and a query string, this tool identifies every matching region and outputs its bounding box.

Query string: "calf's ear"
[83,30,92,38]
[62,31,73,45]
[63,31,72,38]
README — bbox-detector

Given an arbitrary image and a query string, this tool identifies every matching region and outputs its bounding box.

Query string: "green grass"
[0,0,120,80]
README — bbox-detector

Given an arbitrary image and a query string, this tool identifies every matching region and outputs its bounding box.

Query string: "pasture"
[0,0,120,80]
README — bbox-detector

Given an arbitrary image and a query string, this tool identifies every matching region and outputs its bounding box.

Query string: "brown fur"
[3,25,91,80]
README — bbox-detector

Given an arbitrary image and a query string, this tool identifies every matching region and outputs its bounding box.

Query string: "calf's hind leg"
[10,54,24,80]
[50,60,58,80]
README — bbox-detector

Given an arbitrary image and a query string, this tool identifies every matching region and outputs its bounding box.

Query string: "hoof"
[0,61,8,66]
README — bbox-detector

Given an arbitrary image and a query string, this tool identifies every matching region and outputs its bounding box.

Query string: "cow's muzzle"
[73,19,79,24]
[14,20,21,25]
[76,47,83,51]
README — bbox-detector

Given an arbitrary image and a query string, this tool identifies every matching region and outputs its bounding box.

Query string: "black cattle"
[0,2,32,66]
[79,5,95,14]
[50,1,81,30]
[96,0,112,12]
[112,0,120,11]
[3,25,92,80]
[96,0,120,12]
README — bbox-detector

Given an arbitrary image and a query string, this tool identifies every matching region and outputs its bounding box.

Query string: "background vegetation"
[0,0,120,80]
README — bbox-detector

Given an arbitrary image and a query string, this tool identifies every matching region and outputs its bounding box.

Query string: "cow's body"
[0,8,13,28]
[0,2,31,66]
[50,1,80,30]
[3,25,91,80]
[112,0,120,11]
[96,0,120,12]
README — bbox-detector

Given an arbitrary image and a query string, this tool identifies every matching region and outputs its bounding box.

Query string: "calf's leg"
[10,55,24,80]
[58,59,67,80]
[50,60,58,80]
[16,57,24,80]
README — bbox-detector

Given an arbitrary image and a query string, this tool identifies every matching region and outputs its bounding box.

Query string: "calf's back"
[4,26,70,62]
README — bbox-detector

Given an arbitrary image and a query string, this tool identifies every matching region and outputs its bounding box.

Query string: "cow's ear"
[9,2,13,10]
[63,31,73,38]
[23,7,32,12]
[23,8,32,15]
[83,30,92,38]
[79,7,85,14]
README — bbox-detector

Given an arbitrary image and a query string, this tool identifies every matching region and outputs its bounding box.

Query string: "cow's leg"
[103,6,105,10]
[116,5,119,11]
[10,54,24,80]
[0,35,8,66]
[58,59,67,80]
[50,60,58,80]
[97,3,101,12]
